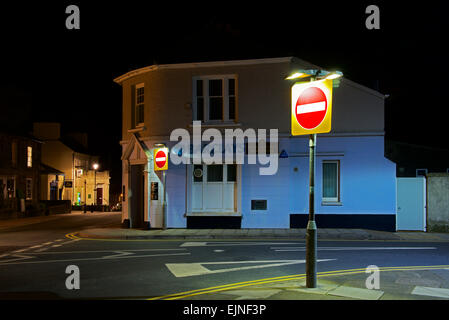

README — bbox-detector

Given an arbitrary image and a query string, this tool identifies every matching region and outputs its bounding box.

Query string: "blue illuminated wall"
[241,134,396,230]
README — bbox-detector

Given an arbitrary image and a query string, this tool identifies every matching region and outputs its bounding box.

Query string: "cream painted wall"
[120,58,385,141]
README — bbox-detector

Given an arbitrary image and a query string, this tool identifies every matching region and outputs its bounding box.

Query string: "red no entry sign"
[291,79,333,135]
[154,148,168,171]
[295,87,327,129]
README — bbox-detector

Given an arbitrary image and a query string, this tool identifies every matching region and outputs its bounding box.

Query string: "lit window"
[27,146,32,168]
[322,160,340,202]
[135,83,145,127]
[193,75,237,122]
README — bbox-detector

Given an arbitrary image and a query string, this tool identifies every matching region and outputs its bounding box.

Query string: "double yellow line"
[148,265,449,300]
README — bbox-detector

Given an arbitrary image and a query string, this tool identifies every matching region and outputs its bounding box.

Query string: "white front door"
[192,164,237,212]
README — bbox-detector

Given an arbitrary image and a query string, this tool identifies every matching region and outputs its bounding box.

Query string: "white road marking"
[411,286,449,299]
[297,101,326,114]
[0,252,190,266]
[0,254,34,263]
[101,251,134,259]
[166,259,335,278]
[271,246,437,252]
[11,248,29,253]
[180,242,298,247]
[29,248,186,255]
[213,250,224,253]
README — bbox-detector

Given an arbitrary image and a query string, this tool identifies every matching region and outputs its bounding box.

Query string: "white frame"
[416,168,427,177]
[192,74,237,123]
[135,83,145,127]
[322,160,340,203]
[189,163,238,214]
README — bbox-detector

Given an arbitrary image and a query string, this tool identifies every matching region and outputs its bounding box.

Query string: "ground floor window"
[322,160,340,202]
[0,176,15,199]
[191,164,237,212]
[26,178,33,200]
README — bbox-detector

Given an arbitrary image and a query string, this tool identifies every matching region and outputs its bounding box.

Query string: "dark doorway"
[130,164,145,228]
[96,187,103,205]
[50,184,57,200]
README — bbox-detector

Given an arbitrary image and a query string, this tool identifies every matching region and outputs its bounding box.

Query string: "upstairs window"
[27,146,32,168]
[193,75,237,122]
[11,141,17,167]
[135,83,145,127]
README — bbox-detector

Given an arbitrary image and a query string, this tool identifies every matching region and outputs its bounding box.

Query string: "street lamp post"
[154,143,167,230]
[286,69,342,288]
[93,163,99,211]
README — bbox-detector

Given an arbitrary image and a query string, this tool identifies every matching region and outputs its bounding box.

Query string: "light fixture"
[285,72,308,80]
[325,71,343,80]
[154,143,166,147]
[93,163,99,170]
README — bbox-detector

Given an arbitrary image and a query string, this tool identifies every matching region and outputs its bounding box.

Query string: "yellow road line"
[150,265,449,300]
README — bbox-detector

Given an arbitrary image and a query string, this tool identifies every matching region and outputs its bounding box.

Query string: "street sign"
[153,147,168,171]
[291,79,333,135]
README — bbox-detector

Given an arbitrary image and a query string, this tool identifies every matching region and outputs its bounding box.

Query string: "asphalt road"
[1,213,449,299]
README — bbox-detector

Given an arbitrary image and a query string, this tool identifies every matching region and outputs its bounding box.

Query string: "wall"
[427,173,449,232]
[119,58,385,142]
[241,135,396,229]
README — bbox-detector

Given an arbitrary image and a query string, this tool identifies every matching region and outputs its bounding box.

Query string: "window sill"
[186,211,241,217]
[189,121,241,128]
[321,201,343,206]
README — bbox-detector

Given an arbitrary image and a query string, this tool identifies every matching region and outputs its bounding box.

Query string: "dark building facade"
[0,132,42,217]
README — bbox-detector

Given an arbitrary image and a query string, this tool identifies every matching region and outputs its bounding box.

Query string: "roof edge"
[113,57,294,85]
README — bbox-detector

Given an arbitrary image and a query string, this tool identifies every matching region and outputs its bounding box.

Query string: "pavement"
[3,212,449,300]
[74,223,449,300]
[74,226,449,242]
[157,265,449,300]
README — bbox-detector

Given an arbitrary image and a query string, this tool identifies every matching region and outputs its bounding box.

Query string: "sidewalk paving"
[177,268,449,300]
[76,226,449,242]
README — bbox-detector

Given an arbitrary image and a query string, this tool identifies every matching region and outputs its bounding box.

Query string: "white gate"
[396,177,426,231]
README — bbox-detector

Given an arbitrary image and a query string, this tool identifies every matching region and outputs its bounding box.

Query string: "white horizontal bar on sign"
[297,101,326,114]
[155,157,166,162]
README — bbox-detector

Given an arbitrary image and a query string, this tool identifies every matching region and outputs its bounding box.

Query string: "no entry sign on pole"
[291,79,333,136]
[153,147,168,171]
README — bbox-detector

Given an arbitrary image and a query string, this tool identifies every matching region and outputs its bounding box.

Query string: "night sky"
[1,1,448,192]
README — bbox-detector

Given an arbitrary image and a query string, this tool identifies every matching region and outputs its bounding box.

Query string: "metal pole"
[162,170,167,230]
[306,133,317,288]
[94,170,97,207]
[83,179,86,213]
[306,72,318,288]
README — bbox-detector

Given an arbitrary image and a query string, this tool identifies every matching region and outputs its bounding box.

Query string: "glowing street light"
[286,69,343,86]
